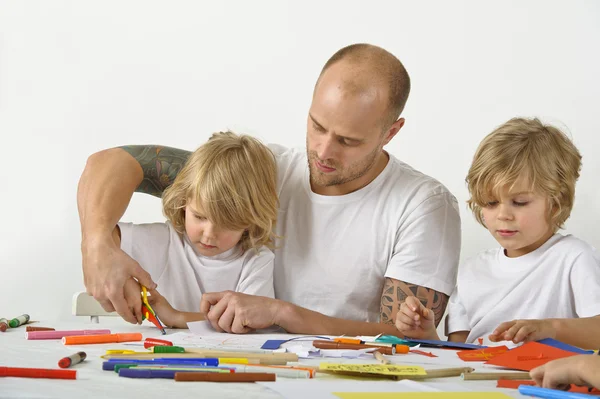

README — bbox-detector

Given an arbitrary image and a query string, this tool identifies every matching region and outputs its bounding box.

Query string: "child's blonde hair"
[162,131,278,251]
[467,117,582,231]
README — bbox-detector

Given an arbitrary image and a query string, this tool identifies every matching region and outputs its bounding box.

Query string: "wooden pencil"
[413,367,475,379]
[461,371,532,381]
[373,351,391,364]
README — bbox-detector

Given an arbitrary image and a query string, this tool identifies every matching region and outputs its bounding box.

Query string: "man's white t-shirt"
[270,145,461,322]
[118,221,275,312]
[446,234,600,343]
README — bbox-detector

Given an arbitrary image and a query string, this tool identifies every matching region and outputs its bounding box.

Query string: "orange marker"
[62,333,142,345]
[334,338,363,345]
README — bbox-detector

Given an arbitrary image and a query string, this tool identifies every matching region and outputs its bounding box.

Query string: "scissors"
[141,285,166,335]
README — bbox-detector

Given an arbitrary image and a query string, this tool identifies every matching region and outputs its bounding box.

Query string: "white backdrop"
[1,0,599,322]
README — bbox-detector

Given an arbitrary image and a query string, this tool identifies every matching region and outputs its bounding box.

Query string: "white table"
[0,319,529,399]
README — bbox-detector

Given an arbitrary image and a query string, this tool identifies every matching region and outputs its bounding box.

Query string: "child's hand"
[530,355,599,390]
[489,319,555,343]
[146,289,184,328]
[395,296,438,340]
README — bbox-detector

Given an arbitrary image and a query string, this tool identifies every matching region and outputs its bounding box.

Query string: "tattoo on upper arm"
[120,145,191,197]
[380,278,449,327]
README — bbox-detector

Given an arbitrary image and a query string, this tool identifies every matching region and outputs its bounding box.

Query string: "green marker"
[9,314,30,328]
[153,345,185,353]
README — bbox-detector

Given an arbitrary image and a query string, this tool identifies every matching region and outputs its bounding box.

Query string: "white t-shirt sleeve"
[235,248,275,298]
[117,222,171,282]
[384,193,461,296]
[569,248,600,317]
[445,285,471,335]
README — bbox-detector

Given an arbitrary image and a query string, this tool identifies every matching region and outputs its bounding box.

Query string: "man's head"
[307,43,411,195]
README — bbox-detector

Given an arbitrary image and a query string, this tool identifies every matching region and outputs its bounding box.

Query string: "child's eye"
[195,215,206,220]
[486,201,498,207]
[513,201,529,207]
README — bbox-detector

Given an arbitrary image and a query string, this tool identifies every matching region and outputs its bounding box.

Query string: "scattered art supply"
[485,342,577,371]
[416,367,474,379]
[0,366,76,380]
[373,351,391,364]
[319,363,426,379]
[9,314,30,328]
[58,352,87,368]
[375,335,419,347]
[174,372,276,382]
[0,318,8,332]
[220,364,311,378]
[63,332,142,345]
[144,337,173,349]
[518,385,596,399]
[457,346,508,361]
[153,345,185,353]
[461,372,531,381]
[410,349,438,358]
[402,338,485,350]
[26,329,111,340]
[312,340,396,355]
[25,326,55,332]
[536,338,594,355]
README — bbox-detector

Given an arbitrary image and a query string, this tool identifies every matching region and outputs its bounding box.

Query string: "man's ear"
[383,117,405,146]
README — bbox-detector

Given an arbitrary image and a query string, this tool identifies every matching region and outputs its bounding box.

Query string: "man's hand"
[200,291,283,334]
[82,235,156,324]
[489,319,555,344]
[395,296,438,340]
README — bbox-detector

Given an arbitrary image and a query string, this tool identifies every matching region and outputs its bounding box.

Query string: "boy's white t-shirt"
[270,145,461,323]
[117,221,275,312]
[446,234,600,343]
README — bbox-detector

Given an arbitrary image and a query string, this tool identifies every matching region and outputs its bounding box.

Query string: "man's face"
[306,65,396,194]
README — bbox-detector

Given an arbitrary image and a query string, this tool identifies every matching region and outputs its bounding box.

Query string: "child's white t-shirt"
[446,234,600,343]
[269,145,461,322]
[117,221,275,312]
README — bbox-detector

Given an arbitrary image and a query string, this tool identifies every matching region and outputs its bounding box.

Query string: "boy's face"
[480,179,555,258]
[184,202,245,257]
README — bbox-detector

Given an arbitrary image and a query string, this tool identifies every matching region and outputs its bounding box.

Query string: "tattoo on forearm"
[380,278,449,327]
[120,145,191,197]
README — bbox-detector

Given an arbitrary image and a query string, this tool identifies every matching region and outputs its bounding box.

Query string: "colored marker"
[9,314,30,328]
[144,337,173,349]
[312,340,396,355]
[220,364,311,378]
[153,345,185,353]
[0,318,8,332]
[63,332,142,345]
[0,366,76,380]
[118,368,225,379]
[26,329,111,340]
[103,358,219,371]
[518,385,594,398]
[175,372,276,382]
[58,352,87,368]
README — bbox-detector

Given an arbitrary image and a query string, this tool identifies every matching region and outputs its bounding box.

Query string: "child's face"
[480,180,554,258]
[184,202,245,257]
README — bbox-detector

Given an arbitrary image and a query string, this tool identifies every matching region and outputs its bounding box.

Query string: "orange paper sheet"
[457,346,508,361]
[484,342,577,371]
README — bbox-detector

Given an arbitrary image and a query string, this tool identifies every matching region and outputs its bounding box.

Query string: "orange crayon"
[63,333,142,345]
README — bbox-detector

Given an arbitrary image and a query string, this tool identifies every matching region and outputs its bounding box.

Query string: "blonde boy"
[113,132,278,327]
[395,117,600,349]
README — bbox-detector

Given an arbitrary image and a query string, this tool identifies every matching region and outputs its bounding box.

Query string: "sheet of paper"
[485,341,577,371]
[332,393,513,399]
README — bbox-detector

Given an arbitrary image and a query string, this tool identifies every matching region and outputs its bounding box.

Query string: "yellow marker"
[105,350,149,355]
[218,358,249,365]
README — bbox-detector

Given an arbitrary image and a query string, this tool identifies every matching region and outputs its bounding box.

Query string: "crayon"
[58,352,87,368]
[63,332,142,345]
[9,314,30,328]
[0,366,76,380]
[26,329,111,340]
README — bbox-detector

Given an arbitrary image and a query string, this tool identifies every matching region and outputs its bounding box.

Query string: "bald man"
[78,43,461,336]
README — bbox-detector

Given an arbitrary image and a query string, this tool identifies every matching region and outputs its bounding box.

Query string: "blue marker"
[518,385,596,398]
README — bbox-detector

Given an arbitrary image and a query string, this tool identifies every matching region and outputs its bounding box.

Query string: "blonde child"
[112,131,278,328]
[395,117,600,349]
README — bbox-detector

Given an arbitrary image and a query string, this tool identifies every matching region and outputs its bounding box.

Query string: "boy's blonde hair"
[467,117,582,230]
[162,131,278,251]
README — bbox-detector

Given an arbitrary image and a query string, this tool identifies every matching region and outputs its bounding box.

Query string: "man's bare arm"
[380,278,449,327]
[120,145,191,197]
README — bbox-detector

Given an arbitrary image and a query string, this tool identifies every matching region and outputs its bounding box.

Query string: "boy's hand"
[395,296,438,340]
[146,289,184,328]
[489,319,555,343]
[530,355,597,390]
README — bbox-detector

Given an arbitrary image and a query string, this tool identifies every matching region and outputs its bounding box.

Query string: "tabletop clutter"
[2,310,599,398]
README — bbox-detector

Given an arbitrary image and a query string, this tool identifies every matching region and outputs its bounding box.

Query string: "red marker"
[58,352,87,368]
[0,367,76,380]
[144,337,173,349]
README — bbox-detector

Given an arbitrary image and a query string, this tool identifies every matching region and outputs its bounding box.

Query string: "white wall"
[1,0,599,321]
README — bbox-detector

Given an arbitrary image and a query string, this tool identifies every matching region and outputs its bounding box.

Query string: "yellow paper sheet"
[333,393,512,399]
[320,363,426,376]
